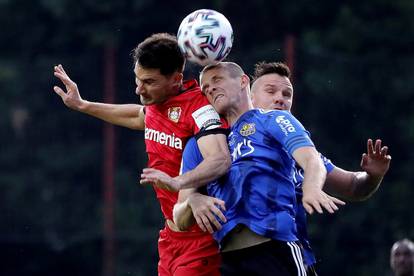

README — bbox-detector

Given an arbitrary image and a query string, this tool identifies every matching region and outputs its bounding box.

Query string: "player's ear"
[241,74,250,89]
[173,72,184,86]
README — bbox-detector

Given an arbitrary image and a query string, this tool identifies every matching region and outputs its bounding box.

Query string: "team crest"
[240,123,256,136]
[168,107,181,123]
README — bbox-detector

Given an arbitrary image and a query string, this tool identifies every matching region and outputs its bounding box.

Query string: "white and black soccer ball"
[177,9,233,66]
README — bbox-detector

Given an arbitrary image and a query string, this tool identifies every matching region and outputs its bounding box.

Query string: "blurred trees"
[0,0,413,275]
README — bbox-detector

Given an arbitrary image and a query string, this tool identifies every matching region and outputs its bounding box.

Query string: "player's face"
[391,244,414,275]
[200,68,242,114]
[134,63,181,105]
[251,73,293,111]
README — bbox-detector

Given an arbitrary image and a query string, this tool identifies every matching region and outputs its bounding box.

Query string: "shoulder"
[248,108,293,124]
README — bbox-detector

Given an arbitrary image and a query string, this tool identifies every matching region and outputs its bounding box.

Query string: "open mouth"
[214,94,224,103]
[272,105,285,111]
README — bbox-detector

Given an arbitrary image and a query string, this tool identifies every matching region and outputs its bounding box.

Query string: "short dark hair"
[132,33,185,76]
[252,61,291,83]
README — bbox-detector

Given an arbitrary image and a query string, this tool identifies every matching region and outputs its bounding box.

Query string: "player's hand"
[140,168,180,191]
[302,186,346,215]
[360,139,391,180]
[53,64,85,111]
[188,193,226,233]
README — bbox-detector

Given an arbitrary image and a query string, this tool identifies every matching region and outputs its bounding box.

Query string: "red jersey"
[144,79,226,221]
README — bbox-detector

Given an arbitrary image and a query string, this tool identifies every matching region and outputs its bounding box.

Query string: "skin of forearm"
[302,159,327,191]
[350,171,383,201]
[173,199,195,231]
[80,101,144,130]
[325,169,384,202]
[175,153,231,189]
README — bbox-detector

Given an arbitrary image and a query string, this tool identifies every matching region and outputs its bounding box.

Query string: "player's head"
[250,61,293,111]
[390,239,414,276]
[199,62,250,115]
[132,33,185,105]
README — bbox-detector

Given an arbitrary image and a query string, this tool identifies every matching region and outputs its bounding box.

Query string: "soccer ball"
[177,9,233,66]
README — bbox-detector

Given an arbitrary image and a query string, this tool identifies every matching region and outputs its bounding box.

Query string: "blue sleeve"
[180,137,204,174]
[319,153,335,173]
[264,110,314,155]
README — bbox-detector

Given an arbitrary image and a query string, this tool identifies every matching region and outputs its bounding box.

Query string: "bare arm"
[173,189,198,231]
[293,146,345,214]
[53,64,145,130]
[176,133,231,189]
[173,189,226,233]
[324,139,391,201]
[141,133,231,190]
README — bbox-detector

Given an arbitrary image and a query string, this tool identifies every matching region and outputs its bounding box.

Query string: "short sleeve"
[264,110,314,155]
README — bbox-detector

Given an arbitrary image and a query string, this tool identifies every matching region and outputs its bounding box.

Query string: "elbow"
[173,215,192,232]
[350,187,379,202]
[175,220,189,231]
[350,173,382,202]
[173,214,184,230]
[349,191,371,202]
[172,204,191,231]
[128,119,145,130]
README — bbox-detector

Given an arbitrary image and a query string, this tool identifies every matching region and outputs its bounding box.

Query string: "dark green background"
[1,0,413,275]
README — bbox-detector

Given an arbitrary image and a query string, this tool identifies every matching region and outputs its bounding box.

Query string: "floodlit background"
[1,0,413,275]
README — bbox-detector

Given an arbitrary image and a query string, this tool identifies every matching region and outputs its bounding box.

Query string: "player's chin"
[211,101,226,114]
[140,96,155,105]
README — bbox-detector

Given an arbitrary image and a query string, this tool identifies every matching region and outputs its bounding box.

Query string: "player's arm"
[173,188,226,233]
[173,188,198,231]
[53,64,145,130]
[324,139,391,201]
[293,147,332,214]
[141,133,231,190]
[272,112,345,214]
[176,133,231,189]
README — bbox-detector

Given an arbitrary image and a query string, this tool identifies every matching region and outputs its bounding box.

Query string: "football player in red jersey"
[53,33,230,276]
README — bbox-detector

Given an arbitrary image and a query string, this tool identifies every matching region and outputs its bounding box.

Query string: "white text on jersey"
[145,128,183,150]
[276,115,296,136]
[231,138,255,161]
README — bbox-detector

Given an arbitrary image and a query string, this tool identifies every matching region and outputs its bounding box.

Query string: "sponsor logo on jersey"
[145,128,183,150]
[240,123,256,136]
[168,107,181,123]
[231,138,255,161]
[192,105,222,130]
[275,115,296,135]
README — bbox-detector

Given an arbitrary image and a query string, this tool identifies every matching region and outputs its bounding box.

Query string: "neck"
[225,97,254,126]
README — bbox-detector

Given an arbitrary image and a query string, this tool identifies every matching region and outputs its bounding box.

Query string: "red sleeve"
[188,92,228,135]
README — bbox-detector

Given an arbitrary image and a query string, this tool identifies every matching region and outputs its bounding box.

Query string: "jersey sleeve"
[180,137,204,175]
[264,110,314,155]
[319,152,336,173]
[189,93,228,138]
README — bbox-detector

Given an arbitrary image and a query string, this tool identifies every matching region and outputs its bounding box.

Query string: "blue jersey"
[293,154,335,266]
[180,137,203,175]
[207,109,315,244]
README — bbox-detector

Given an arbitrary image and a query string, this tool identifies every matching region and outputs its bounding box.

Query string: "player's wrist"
[188,193,202,208]
[77,99,90,112]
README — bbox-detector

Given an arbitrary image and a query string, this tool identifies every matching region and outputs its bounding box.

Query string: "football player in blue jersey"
[250,61,391,275]
[145,61,391,275]
[141,61,345,276]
